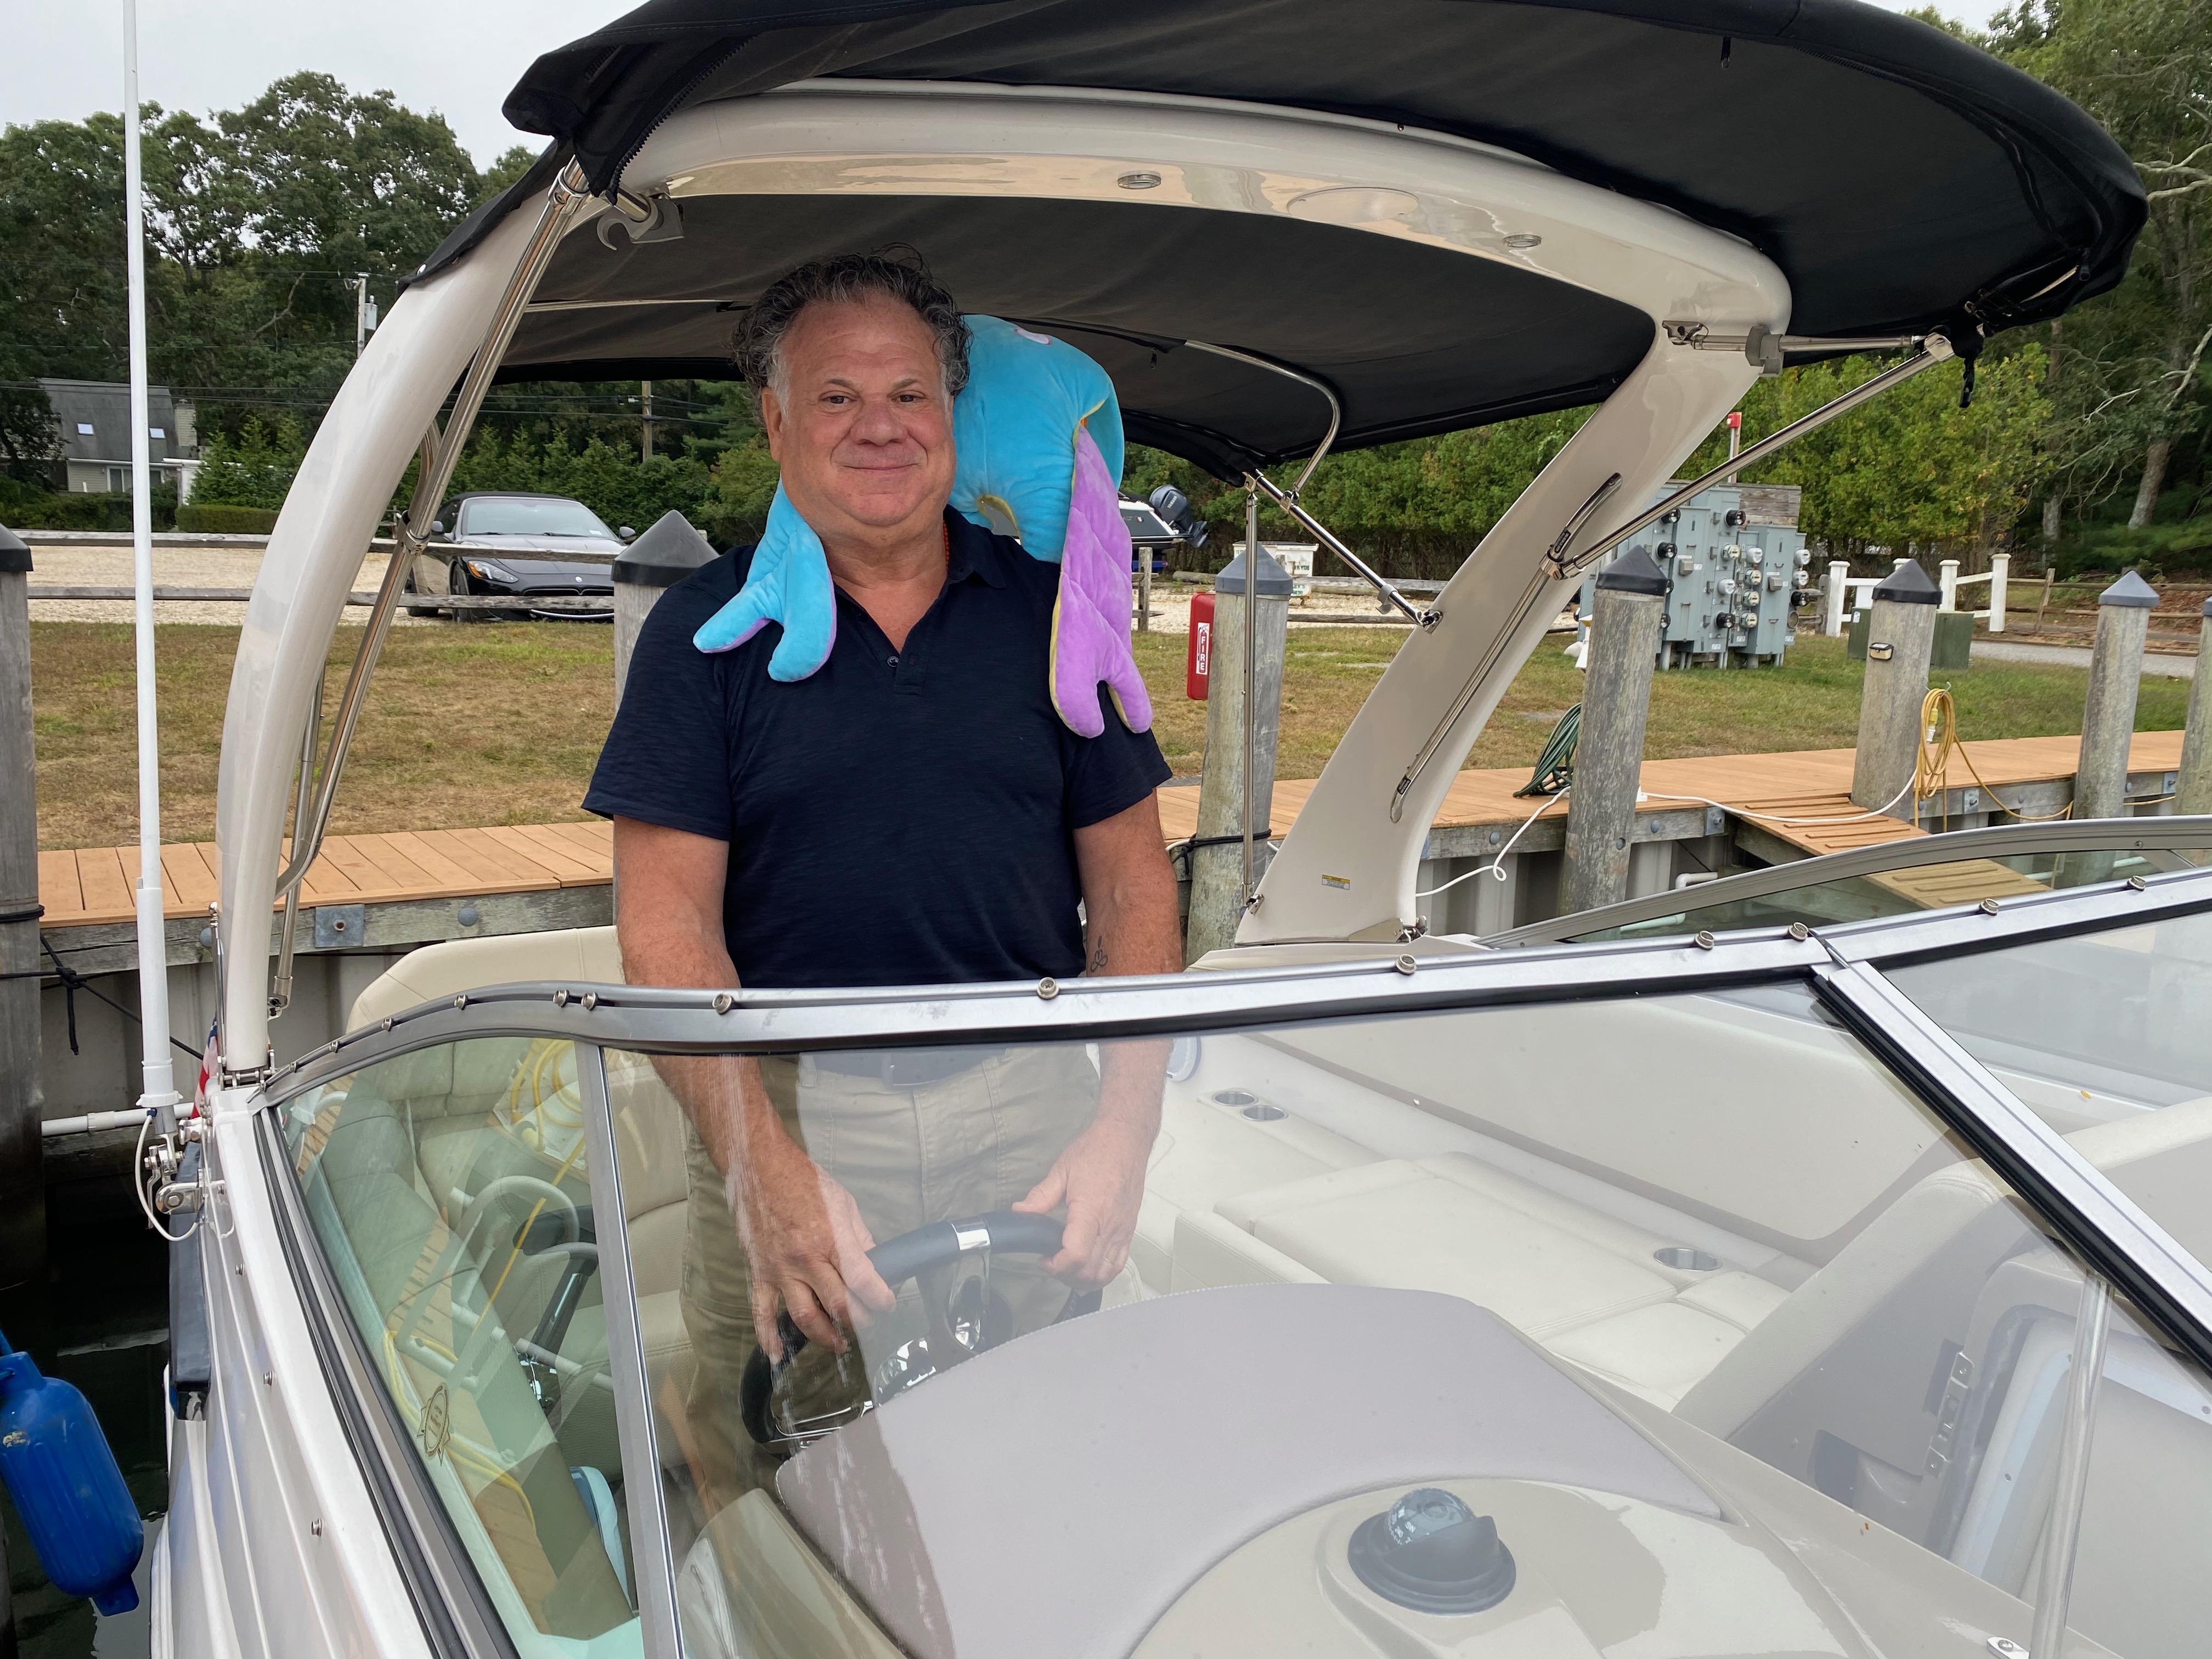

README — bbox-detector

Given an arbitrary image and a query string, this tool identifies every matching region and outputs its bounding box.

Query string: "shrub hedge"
[176,503,279,534]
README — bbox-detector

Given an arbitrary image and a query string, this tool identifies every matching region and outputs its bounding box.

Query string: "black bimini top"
[419,0,2143,476]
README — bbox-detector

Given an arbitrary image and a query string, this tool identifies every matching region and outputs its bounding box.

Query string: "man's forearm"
[613,842,789,1183]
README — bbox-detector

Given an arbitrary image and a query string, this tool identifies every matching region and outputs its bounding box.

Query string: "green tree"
[1993,0,2212,528]
[0,383,63,482]
[190,414,307,507]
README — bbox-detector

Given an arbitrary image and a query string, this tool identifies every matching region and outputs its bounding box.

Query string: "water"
[3,1176,171,1659]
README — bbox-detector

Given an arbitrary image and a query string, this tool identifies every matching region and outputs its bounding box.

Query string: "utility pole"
[351,273,376,358]
[640,380,654,461]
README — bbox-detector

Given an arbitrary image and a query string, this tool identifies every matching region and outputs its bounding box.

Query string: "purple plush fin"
[1048,428,1153,737]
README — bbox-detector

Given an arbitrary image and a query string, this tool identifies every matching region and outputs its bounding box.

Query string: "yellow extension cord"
[1913,686,2076,831]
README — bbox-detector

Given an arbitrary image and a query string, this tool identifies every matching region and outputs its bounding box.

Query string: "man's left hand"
[1013,1113,1153,1288]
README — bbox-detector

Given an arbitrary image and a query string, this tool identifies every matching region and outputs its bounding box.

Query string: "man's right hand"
[729,1127,898,1363]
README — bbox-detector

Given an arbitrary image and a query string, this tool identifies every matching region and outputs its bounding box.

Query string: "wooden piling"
[1563,548,1667,916]
[2076,570,2157,820]
[612,511,717,702]
[0,524,45,1296]
[1850,560,1940,818]
[2178,598,2212,818]
[1185,544,1290,963]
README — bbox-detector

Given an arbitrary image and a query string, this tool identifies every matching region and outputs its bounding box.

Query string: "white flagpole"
[124,0,179,1125]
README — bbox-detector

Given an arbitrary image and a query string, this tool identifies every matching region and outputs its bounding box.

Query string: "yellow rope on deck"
[1915,687,2075,830]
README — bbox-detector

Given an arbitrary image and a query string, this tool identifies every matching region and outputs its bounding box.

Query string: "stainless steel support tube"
[1249,472,1428,626]
[1243,483,1260,911]
[1565,337,1955,578]
[2028,1276,2112,1659]
[1183,341,1341,495]
[274,162,588,902]
[1387,340,1959,822]
[268,663,322,1015]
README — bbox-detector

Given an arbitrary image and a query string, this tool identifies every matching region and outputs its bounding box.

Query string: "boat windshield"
[1563,843,2212,944]
[284,1037,645,1657]
[1886,907,2212,1263]
[499,980,2206,1659]
[460,496,617,539]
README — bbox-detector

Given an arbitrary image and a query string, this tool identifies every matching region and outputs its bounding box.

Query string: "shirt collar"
[944,507,1011,589]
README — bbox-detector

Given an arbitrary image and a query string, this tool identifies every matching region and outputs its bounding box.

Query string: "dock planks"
[37,731,2188,929]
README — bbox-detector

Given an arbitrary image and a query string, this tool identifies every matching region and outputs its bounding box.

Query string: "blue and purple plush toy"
[692,314,1152,738]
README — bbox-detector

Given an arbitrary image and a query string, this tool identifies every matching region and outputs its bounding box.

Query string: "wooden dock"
[36,731,2190,970]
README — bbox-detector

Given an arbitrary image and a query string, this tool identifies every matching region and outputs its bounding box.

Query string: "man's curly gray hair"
[733,250,971,412]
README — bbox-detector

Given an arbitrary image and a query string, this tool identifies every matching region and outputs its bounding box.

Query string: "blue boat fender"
[0,1327,144,1615]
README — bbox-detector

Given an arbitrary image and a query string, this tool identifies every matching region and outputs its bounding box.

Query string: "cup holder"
[1653,1247,1720,1272]
[1213,1089,1285,1121]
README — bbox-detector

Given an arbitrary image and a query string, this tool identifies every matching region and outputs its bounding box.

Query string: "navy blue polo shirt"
[584,507,1169,989]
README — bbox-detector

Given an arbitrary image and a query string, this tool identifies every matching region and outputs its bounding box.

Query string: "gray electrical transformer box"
[1578,481,1813,667]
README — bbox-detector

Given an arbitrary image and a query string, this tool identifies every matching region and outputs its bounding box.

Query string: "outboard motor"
[0,1328,144,1615]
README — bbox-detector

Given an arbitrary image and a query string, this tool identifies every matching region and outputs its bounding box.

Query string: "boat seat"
[1180,1152,1787,1408]
[1677,1094,2212,1439]
[345,926,624,1032]
[301,1077,635,1636]
[602,1052,699,1414]
[1132,1086,1378,1289]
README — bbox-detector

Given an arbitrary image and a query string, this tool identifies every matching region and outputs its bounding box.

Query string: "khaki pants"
[676,1045,1100,1511]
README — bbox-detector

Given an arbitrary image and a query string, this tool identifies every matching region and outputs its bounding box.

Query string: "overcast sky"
[4,0,2011,168]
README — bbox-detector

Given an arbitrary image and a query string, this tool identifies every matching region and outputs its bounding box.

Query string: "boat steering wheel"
[740,1211,1099,1448]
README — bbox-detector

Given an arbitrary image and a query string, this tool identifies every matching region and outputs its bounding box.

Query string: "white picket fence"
[1821,552,2008,637]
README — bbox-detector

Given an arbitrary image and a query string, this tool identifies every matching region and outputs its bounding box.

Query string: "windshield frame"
[266,868,2212,1381]
[1483,816,2212,948]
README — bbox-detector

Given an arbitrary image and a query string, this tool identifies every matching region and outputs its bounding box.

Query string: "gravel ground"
[1973,638,2197,679]
[26,544,401,626]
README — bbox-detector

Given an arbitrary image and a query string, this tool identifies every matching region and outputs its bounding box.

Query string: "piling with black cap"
[1850,558,1940,817]
[2076,569,2159,820]
[612,510,718,701]
[2179,596,2212,818]
[1186,542,1292,963]
[0,523,44,1300]
[1563,546,1669,915]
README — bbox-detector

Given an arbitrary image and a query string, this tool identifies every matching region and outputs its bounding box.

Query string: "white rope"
[1416,788,1569,898]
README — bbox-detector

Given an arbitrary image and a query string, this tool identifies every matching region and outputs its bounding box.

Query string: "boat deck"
[36,731,2186,941]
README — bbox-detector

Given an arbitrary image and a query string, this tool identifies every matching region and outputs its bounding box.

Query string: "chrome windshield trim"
[1814,862,2212,964]
[268,933,1832,1097]
[1814,960,2212,1374]
[576,1045,681,1658]
[1485,816,2212,947]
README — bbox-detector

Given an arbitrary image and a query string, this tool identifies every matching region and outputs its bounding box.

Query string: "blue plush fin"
[693,485,837,681]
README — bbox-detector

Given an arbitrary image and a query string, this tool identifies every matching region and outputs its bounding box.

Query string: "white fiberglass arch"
[213,82,1782,1064]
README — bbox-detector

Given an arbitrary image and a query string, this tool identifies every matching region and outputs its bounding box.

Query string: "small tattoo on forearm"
[1089,935,1109,973]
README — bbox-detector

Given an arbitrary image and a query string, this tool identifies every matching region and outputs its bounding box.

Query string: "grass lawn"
[31,621,2192,850]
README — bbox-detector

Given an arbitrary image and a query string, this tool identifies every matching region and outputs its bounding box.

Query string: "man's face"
[759,294,956,545]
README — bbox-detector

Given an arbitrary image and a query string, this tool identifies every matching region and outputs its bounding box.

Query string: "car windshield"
[1564,843,2212,944]
[461,496,616,538]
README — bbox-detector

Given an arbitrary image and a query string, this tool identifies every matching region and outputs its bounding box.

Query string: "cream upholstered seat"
[345,926,625,1032]
[1677,1095,2212,1438]
[346,929,699,1425]
[1172,1149,1787,1408]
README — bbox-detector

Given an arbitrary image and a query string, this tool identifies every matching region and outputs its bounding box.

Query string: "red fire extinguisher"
[1186,590,1214,701]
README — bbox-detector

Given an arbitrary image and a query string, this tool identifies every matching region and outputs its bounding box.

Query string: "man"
[584,252,1181,1502]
